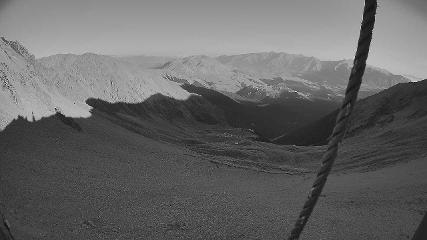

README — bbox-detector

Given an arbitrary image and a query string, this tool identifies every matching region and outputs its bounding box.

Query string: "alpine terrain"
[0,38,426,240]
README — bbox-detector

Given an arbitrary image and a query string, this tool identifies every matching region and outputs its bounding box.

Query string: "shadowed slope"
[274,79,427,146]
[86,94,225,126]
[0,93,426,240]
[181,84,339,139]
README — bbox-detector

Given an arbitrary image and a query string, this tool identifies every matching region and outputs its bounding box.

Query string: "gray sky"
[0,0,426,77]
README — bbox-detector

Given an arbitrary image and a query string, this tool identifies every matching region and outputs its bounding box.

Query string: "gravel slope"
[0,111,426,240]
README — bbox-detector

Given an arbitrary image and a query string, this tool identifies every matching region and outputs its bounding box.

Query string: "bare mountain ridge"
[161,52,410,101]
[37,48,411,101]
[217,52,407,89]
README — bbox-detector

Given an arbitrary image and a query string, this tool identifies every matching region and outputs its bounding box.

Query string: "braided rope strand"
[0,214,14,240]
[287,1,377,239]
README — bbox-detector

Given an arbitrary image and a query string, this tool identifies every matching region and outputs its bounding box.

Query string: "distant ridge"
[161,52,410,101]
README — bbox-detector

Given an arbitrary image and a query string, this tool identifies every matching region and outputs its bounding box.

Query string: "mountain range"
[0,37,412,133]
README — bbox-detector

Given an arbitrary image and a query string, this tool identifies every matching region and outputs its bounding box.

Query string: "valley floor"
[0,113,426,239]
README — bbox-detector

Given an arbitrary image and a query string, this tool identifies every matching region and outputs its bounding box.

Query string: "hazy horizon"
[1,0,426,78]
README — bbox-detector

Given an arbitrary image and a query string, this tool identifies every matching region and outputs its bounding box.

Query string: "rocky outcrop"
[1,37,35,64]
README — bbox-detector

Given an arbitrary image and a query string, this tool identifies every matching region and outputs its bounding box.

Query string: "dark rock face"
[1,37,35,64]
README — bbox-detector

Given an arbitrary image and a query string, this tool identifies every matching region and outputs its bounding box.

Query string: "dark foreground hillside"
[0,91,426,239]
[274,79,427,146]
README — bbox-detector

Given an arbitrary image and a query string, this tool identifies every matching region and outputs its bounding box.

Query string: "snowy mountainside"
[0,38,191,130]
[160,55,264,93]
[160,52,410,101]
[0,38,90,129]
[37,53,190,103]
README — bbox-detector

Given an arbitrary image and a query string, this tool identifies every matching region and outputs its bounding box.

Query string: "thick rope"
[0,213,14,240]
[287,0,377,239]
